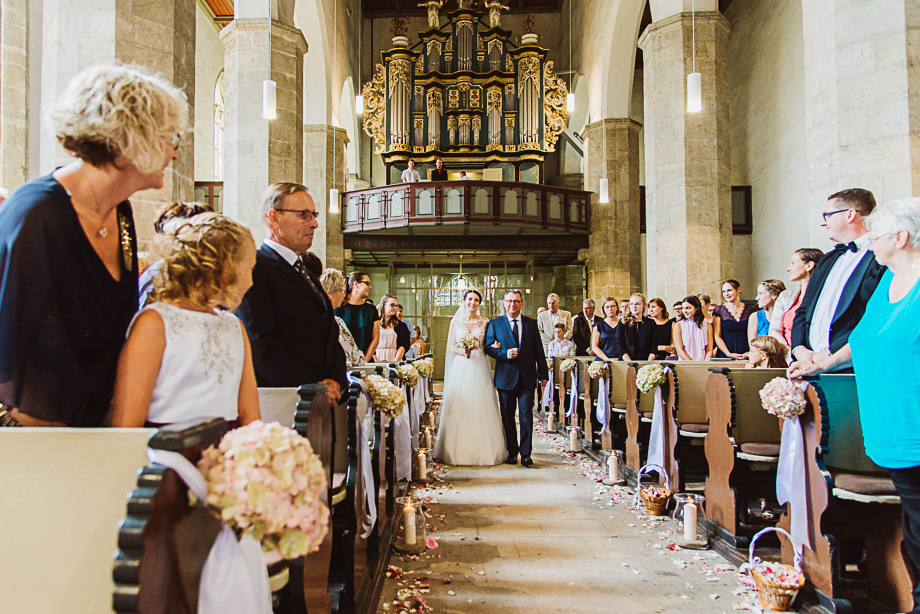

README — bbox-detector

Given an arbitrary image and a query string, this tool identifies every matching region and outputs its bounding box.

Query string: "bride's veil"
[443,290,481,379]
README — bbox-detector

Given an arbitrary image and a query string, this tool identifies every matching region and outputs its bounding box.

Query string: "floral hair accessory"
[636,364,667,393]
[365,374,407,418]
[396,363,420,387]
[196,420,330,561]
[559,359,577,373]
[587,361,608,379]
[759,377,806,418]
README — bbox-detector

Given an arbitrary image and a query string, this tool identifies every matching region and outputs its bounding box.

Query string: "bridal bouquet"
[365,374,407,418]
[559,359,577,374]
[396,363,420,387]
[413,357,434,379]
[456,333,482,357]
[759,377,806,418]
[636,364,667,394]
[587,361,608,379]
[196,421,330,561]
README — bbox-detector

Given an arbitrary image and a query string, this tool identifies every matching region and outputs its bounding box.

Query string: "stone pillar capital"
[582,118,643,141]
[220,18,307,56]
[638,11,731,50]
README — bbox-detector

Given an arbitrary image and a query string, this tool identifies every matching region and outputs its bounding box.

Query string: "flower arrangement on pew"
[640,485,671,516]
[456,332,481,358]
[365,374,407,418]
[635,364,667,393]
[196,421,330,562]
[559,359,577,374]
[587,361,608,379]
[413,357,434,379]
[396,363,420,387]
[759,377,806,418]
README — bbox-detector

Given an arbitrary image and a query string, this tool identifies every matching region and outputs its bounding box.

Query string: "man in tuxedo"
[572,299,599,356]
[484,291,548,467]
[537,292,573,353]
[236,182,347,401]
[790,188,886,372]
[431,158,448,181]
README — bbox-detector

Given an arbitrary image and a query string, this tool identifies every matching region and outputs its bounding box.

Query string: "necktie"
[834,241,858,254]
[294,258,327,311]
[511,318,519,347]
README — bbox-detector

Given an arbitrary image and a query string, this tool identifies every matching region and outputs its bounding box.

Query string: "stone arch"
[339,77,360,177]
[294,0,331,124]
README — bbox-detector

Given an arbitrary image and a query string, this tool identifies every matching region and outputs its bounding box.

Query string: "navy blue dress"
[594,319,622,360]
[713,304,754,357]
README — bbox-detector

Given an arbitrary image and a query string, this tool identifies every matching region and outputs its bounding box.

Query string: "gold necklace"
[68,187,112,239]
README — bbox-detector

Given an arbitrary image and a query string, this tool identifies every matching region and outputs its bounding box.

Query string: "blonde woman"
[321,268,366,367]
[111,214,260,428]
[0,64,188,427]
[375,294,410,362]
[590,297,622,361]
[616,293,655,361]
[747,279,786,343]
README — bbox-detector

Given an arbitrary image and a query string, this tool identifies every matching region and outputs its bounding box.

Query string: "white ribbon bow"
[596,373,610,435]
[147,448,273,614]
[542,369,555,408]
[347,373,379,538]
[394,382,412,482]
[645,366,673,474]
[566,368,578,418]
[775,381,810,557]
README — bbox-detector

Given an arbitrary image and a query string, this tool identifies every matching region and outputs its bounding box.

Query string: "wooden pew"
[0,427,152,613]
[623,360,657,480]
[257,387,299,426]
[776,375,912,613]
[576,357,600,447]
[607,361,632,452]
[704,367,786,549]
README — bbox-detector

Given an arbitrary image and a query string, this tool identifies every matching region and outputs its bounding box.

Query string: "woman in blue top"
[788,197,920,610]
[747,279,786,344]
[590,297,622,361]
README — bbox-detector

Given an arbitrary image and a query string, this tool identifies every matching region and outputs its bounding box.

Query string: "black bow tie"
[834,241,858,254]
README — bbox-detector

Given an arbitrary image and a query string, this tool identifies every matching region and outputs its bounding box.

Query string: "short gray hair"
[865,197,920,249]
[319,268,345,295]
[583,299,595,308]
[260,182,309,227]
[547,293,560,302]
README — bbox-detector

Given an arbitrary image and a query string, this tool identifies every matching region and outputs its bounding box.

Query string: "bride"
[433,289,507,466]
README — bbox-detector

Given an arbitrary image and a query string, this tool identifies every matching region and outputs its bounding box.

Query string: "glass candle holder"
[602,449,624,485]
[566,426,581,452]
[672,493,708,549]
[414,447,433,483]
[546,403,556,431]
[422,426,434,449]
[395,495,427,554]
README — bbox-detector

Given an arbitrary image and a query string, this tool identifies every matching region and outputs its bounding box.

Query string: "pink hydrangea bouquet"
[456,333,482,357]
[587,361,608,379]
[365,374,406,418]
[396,363,420,387]
[636,364,667,393]
[559,359,577,373]
[759,377,806,418]
[413,357,433,379]
[196,421,330,561]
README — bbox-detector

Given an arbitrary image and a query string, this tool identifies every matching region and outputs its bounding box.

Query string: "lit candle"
[423,427,432,448]
[608,454,618,482]
[547,408,555,430]
[683,502,698,542]
[403,501,417,546]
[418,451,427,480]
[569,428,578,452]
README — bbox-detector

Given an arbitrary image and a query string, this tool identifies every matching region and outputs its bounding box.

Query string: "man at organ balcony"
[401,159,421,183]
[432,158,448,181]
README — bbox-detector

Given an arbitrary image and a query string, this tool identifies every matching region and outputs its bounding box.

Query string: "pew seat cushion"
[330,472,348,505]
[613,403,627,410]
[679,423,708,434]
[833,471,898,496]
[642,412,654,420]
[739,442,781,456]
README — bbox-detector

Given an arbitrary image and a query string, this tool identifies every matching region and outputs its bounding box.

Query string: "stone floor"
[377,416,775,613]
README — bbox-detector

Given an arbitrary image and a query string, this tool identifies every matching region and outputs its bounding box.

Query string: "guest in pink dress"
[673,296,713,361]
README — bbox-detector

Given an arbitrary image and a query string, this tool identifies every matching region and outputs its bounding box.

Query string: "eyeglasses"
[869,232,897,244]
[275,208,320,222]
[355,279,371,286]
[822,208,851,221]
[385,302,399,308]
[504,299,522,304]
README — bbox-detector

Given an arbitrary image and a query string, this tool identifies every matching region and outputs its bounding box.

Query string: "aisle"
[377,418,764,613]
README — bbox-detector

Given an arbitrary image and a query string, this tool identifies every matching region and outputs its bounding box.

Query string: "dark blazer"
[484,315,548,390]
[616,317,655,360]
[431,168,448,181]
[572,313,599,355]
[236,244,347,389]
[791,247,886,354]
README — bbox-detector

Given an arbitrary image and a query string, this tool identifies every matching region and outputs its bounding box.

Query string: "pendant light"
[356,23,364,115]
[599,116,609,203]
[330,0,340,213]
[566,0,575,114]
[262,79,277,119]
[686,0,702,113]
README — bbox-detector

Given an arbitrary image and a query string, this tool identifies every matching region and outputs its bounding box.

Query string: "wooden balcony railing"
[341,180,591,234]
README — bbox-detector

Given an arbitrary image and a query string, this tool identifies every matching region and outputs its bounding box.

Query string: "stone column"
[220,18,306,243]
[39,0,196,246]
[639,12,732,302]
[802,0,920,246]
[1,0,30,189]
[583,118,642,302]
[303,124,347,271]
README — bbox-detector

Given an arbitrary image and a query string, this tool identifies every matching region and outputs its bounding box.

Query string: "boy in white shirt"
[547,323,576,359]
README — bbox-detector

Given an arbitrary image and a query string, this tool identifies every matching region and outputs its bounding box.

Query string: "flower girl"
[111,213,260,427]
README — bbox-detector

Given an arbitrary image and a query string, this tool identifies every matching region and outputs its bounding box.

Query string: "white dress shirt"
[263,239,298,266]
[401,168,421,183]
[506,313,521,358]
[807,233,871,353]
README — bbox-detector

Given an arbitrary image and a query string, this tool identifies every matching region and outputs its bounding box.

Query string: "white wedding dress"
[433,317,507,466]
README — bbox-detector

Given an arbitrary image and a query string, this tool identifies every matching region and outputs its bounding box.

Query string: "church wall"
[194,6,225,182]
[726,0,808,289]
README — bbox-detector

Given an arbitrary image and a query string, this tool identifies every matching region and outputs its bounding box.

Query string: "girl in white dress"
[110,213,260,427]
[374,293,407,362]
[433,289,507,466]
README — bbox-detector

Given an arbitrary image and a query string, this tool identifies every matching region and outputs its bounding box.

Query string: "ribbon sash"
[596,374,610,434]
[394,383,412,482]
[566,368,578,418]
[346,374,378,539]
[776,414,808,556]
[147,449,273,614]
[409,382,425,449]
[542,368,555,408]
[645,367,673,474]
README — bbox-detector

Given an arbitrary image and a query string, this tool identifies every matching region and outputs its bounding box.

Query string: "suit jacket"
[616,317,655,360]
[484,315,549,390]
[431,168,448,181]
[572,313,599,355]
[790,248,886,354]
[236,244,347,389]
[537,309,573,350]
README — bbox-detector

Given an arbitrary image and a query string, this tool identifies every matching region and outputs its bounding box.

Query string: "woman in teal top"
[789,197,920,611]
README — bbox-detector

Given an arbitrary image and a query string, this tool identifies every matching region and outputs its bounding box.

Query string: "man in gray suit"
[537,292,573,353]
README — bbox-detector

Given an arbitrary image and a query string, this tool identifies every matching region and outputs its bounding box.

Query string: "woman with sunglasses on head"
[375,294,409,362]
[335,271,380,362]
[0,64,188,427]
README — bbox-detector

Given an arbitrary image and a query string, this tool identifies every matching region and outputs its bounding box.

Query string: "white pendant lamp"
[262,80,277,119]
[567,92,575,113]
[356,94,364,115]
[687,0,702,113]
[329,188,340,214]
[599,177,609,203]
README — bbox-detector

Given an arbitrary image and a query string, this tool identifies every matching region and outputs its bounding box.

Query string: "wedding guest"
[770,248,824,348]
[320,268,366,367]
[672,301,685,322]
[572,299,600,355]
[538,292,573,352]
[396,303,413,341]
[619,299,630,321]
[138,201,213,308]
[431,158,448,181]
[0,64,186,427]
[747,336,787,369]
[648,298,675,360]
[236,183,346,400]
[300,251,323,277]
[712,280,753,359]
[375,294,410,362]
[401,159,421,183]
[748,279,786,342]
[335,271,380,361]
[617,293,655,361]
[111,214,260,427]
[590,297,622,361]
[673,296,713,361]
[790,188,886,371]
[547,323,576,359]
[410,326,427,356]
[787,198,920,606]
